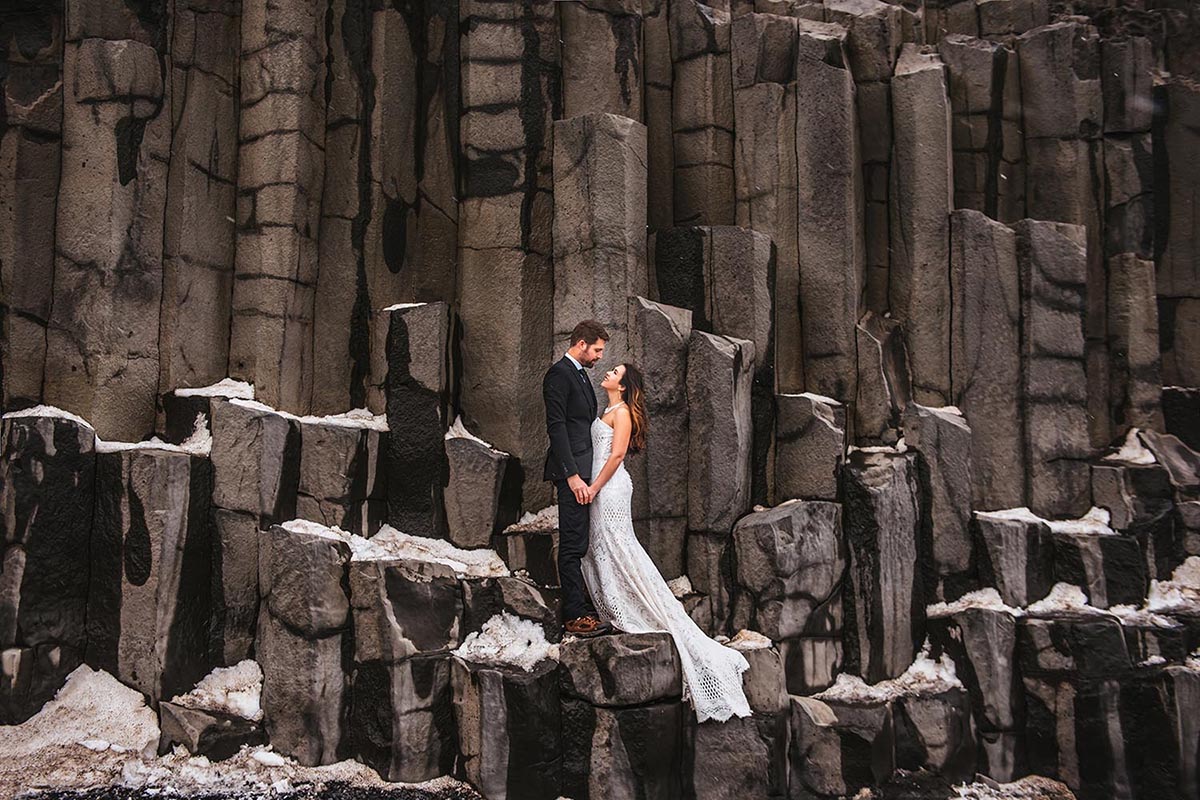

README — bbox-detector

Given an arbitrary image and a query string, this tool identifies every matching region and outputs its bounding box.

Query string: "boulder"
[773,393,846,503]
[559,632,682,707]
[1051,530,1146,610]
[88,446,213,704]
[733,500,845,640]
[893,687,976,782]
[461,576,560,643]
[737,643,788,715]
[793,693,897,793]
[493,513,560,588]
[927,608,1021,732]
[444,421,509,550]
[842,449,924,682]
[779,635,844,695]
[158,701,265,761]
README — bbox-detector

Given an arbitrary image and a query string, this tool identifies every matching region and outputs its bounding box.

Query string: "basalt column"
[643,0,673,231]
[0,6,62,409]
[228,0,328,414]
[158,0,240,398]
[44,3,171,439]
[560,0,643,120]
[795,20,864,402]
[457,0,559,511]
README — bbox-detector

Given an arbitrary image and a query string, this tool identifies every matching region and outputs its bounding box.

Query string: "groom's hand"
[568,474,591,505]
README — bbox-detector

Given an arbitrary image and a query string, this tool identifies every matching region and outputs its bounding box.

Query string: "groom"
[543,319,613,638]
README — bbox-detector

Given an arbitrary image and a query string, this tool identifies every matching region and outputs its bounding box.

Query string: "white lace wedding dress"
[581,415,752,723]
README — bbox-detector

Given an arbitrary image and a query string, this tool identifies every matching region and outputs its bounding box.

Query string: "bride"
[581,362,752,723]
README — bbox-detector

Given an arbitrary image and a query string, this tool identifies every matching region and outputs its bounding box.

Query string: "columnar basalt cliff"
[1,1,1199,799]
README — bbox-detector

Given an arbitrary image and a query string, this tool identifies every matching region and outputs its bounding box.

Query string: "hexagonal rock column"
[210,399,301,525]
[296,415,388,537]
[939,34,1025,223]
[461,576,559,644]
[854,311,912,446]
[228,0,328,415]
[257,523,352,766]
[158,0,239,398]
[87,446,213,706]
[1159,82,1200,390]
[822,0,904,316]
[0,412,95,722]
[444,419,510,550]
[627,297,692,579]
[669,0,735,227]
[972,510,1055,608]
[0,8,61,410]
[44,29,169,440]
[653,226,774,503]
[383,302,450,538]
[552,113,649,372]
[795,18,864,402]
[789,696,892,798]
[493,509,560,588]
[643,0,673,232]
[773,393,845,504]
[1051,527,1146,610]
[903,404,974,600]
[349,556,462,782]
[1100,34,1153,265]
[560,632,682,707]
[684,712,789,800]
[949,210,1024,511]
[733,500,844,645]
[1091,461,1178,580]
[561,0,643,120]
[1017,22,1107,448]
[889,45,953,407]
[457,0,557,513]
[732,12,803,391]
[451,657,562,800]
[842,449,923,683]
[1013,220,1092,519]
[1106,254,1163,436]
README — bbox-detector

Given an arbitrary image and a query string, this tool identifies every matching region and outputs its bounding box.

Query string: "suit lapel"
[561,356,597,417]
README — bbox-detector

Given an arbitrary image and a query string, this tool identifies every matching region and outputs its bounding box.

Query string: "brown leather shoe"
[564,615,612,638]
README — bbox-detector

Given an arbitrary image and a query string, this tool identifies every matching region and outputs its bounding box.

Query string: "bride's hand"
[588,483,600,498]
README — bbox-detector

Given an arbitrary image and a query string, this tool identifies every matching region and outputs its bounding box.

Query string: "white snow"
[381,302,427,312]
[173,378,255,400]
[975,506,1044,525]
[927,587,1025,618]
[504,505,559,533]
[814,640,962,703]
[445,415,508,454]
[170,660,263,721]
[95,413,213,457]
[847,437,907,455]
[1140,655,1167,667]
[975,505,1114,535]
[1026,583,1108,616]
[2,404,93,429]
[1103,427,1158,465]
[1147,557,1200,613]
[667,575,693,598]
[454,611,558,671]
[798,391,841,406]
[951,775,1078,799]
[229,398,388,431]
[354,525,509,578]
[726,630,773,651]
[1108,604,1180,629]
[280,518,351,543]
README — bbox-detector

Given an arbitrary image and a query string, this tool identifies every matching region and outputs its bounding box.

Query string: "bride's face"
[601,364,626,392]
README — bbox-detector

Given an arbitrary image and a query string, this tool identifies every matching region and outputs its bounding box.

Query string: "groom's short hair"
[570,319,610,346]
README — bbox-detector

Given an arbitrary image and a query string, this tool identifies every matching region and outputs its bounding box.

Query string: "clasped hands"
[567,474,598,505]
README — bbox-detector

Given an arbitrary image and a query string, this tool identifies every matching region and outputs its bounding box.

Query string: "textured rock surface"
[559,632,682,707]
[773,393,845,503]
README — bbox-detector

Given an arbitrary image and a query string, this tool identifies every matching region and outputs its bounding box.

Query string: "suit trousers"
[555,477,597,621]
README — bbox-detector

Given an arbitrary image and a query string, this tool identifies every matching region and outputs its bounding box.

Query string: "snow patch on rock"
[445,415,508,454]
[1103,427,1158,465]
[454,612,559,671]
[814,640,962,703]
[382,302,427,311]
[1108,604,1181,629]
[173,378,255,399]
[726,630,773,651]
[1026,583,1108,616]
[667,575,693,598]
[951,775,1077,798]
[975,507,1044,525]
[504,505,558,533]
[170,660,263,721]
[358,525,509,578]
[2,404,94,429]
[280,518,351,544]
[95,413,213,457]
[974,505,1114,535]
[927,587,1025,618]
[229,398,388,431]
[1147,556,1200,613]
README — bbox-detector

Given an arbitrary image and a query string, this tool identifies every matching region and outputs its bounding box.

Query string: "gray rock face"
[461,576,560,643]
[445,431,509,550]
[0,8,61,410]
[795,20,864,402]
[903,404,975,599]
[842,449,924,683]
[1159,82,1200,302]
[1051,530,1146,610]
[643,0,674,233]
[928,608,1021,734]
[687,331,755,533]
[973,511,1056,608]
[452,657,562,800]
[559,632,682,707]
[457,0,557,513]
[158,1,239,397]
[1106,254,1163,435]
[350,557,462,664]
[669,0,735,226]
[790,695,896,796]
[685,713,788,800]
[889,45,953,407]
[210,399,300,523]
[385,302,450,538]
[686,530,737,637]
[893,687,976,782]
[158,701,266,761]
[1102,36,1154,134]
[298,417,387,538]
[1103,133,1154,260]
[44,31,169,440]
[779,634,844,696]
[0,415,95,722]
[561,0,644,120]
[257,524,352,766]
[855,311,913,446]
[228,0,327,415]
[1013,220,1093,518]
[733,500,844,641]
[950,210,1024,511]
[773,393,845,504]
[739,644,788,715]
[88,447,213,705]
[210,509,259,666]
[561,699,684,800]
[1017,22,1103,141]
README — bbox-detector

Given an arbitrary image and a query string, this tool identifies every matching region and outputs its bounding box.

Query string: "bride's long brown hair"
[620,363,647,454]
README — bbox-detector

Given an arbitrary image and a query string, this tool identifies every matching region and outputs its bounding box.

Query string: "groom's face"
[579,339,606,367]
